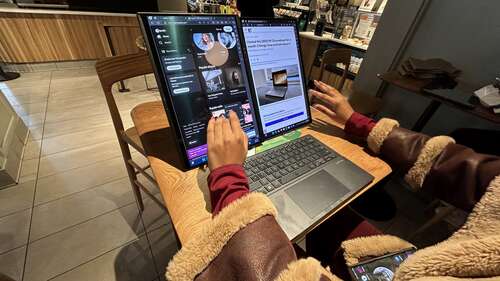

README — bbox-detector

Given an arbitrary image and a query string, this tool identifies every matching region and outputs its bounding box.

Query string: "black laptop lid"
[138,13,261,169]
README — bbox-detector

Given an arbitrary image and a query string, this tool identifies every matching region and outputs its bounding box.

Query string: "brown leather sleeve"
[423,144,500,211]
[379,127,430,173]
[196,215,297,281]
[379,127,500,211]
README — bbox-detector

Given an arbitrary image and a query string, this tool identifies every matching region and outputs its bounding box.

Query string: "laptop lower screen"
[242,19,310,139]
[142,15,261,168]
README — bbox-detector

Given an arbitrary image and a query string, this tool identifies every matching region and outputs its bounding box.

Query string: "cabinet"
[0,10,141,63]
[0,90,28,188]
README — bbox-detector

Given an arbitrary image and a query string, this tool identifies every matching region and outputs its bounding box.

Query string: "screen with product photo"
[143,15,261,168]
[242,19,310,139]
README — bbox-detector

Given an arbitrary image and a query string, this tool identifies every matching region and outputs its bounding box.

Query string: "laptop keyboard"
[244,135,338,195]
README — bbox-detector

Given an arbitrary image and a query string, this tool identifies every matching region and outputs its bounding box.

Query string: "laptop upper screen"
[141,14,261,168]
[242,19,311,139]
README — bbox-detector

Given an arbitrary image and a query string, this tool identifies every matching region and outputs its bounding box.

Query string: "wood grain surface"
[0,12,140,63]
[131,101,391,244]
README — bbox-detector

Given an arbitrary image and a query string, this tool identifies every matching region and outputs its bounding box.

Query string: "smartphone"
[349,248,417,281]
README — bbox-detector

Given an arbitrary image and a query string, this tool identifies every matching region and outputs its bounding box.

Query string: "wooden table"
[131,101,391,245]
[379,71,500,131]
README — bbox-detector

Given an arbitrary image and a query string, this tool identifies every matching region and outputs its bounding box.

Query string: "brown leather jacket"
[166,118,500,281]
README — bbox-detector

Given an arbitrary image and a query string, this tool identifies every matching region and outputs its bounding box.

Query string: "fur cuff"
[394,176,500,281]
[404,136,455,190]
[395,235,500,281]
[367,118,399,154]
[166,193,277,281]
[341,235,414,267]
[274,258,341,281]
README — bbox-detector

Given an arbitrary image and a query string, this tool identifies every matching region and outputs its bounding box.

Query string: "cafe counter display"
[0,7,142,63]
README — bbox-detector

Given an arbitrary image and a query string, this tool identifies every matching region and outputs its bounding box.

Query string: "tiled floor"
[0,68,178,281]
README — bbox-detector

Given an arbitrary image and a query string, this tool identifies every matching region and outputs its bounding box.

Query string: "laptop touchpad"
[285,170,350,219]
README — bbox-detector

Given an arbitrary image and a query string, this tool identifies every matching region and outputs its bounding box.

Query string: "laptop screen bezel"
[138,12,262,170]
[240,17,312,141]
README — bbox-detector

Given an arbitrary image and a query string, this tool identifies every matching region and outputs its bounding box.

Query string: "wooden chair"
[95,52,166,213]
[318,48,383,117]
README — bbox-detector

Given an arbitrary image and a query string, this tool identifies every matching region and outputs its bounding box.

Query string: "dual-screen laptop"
[138,13,373,240]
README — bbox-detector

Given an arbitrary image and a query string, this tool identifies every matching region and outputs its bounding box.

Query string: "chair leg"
[125,162,145,212]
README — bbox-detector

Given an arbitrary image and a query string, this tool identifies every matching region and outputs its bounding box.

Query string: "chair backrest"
[95,51,154,134]
[319,48,352,91]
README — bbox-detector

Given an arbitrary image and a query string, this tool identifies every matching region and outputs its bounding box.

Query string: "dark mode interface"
[147,15,260,167]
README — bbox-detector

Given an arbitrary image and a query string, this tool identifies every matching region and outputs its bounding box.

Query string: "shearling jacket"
[165,116,500,281]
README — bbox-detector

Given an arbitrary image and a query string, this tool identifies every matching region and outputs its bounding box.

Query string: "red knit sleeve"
[344,112,376,139]
[207,164,250,216]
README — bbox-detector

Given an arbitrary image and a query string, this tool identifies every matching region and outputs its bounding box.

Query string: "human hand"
[207,111,248,171]
[308,80,355,125]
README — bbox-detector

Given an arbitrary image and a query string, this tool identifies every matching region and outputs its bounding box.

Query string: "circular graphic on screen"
[217,32,237,49]
[205,42,229,67]
[193,33,215,51]
[373,267,394,281]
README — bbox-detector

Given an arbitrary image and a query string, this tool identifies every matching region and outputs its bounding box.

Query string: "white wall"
[356,0,500,134]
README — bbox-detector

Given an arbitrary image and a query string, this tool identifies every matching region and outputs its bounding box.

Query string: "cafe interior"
[0,0,499,280]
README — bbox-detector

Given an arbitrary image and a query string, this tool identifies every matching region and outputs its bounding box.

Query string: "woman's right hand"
[207,111,248,171]
[308,80,355,125]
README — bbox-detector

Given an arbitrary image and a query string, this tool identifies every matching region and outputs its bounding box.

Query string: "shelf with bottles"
[312,40,366,79]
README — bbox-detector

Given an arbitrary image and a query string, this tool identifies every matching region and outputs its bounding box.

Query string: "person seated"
[165,81,500,281]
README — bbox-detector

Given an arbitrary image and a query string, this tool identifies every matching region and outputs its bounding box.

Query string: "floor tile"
[41,112,110,139]
[12,102,47,117]
[37,140,122,178]
[0,73,51,90]
[24,204,144,281]
[50,76,101,93]
[49,236,158,281]
[41,109,133,141]
[78,60,98,69]
[20,112,45,127]
[27,62,58,72]
[55,61,87,70]
[47,86,103,104]
[18,173,37,185]
[40,125,116,156]
[0,180,35,218]
[19,158,39,180]
[51,68,97,80]
[30,177,134,241]
[1,85,49,98]
[22,139,42,161]
[141,193,172,234]
[44,102,113,124]
[28,125,43,141]
[0,209,31,254]
[43,98,144,126]
[47,93,105,111]
[0,86,49,106]
[0,246,26,281]
[34,156,128,205]
[148,226,179,277]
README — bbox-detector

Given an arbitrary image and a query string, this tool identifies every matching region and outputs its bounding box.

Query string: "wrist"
[209,163,245,173]
[343,110,355,125]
